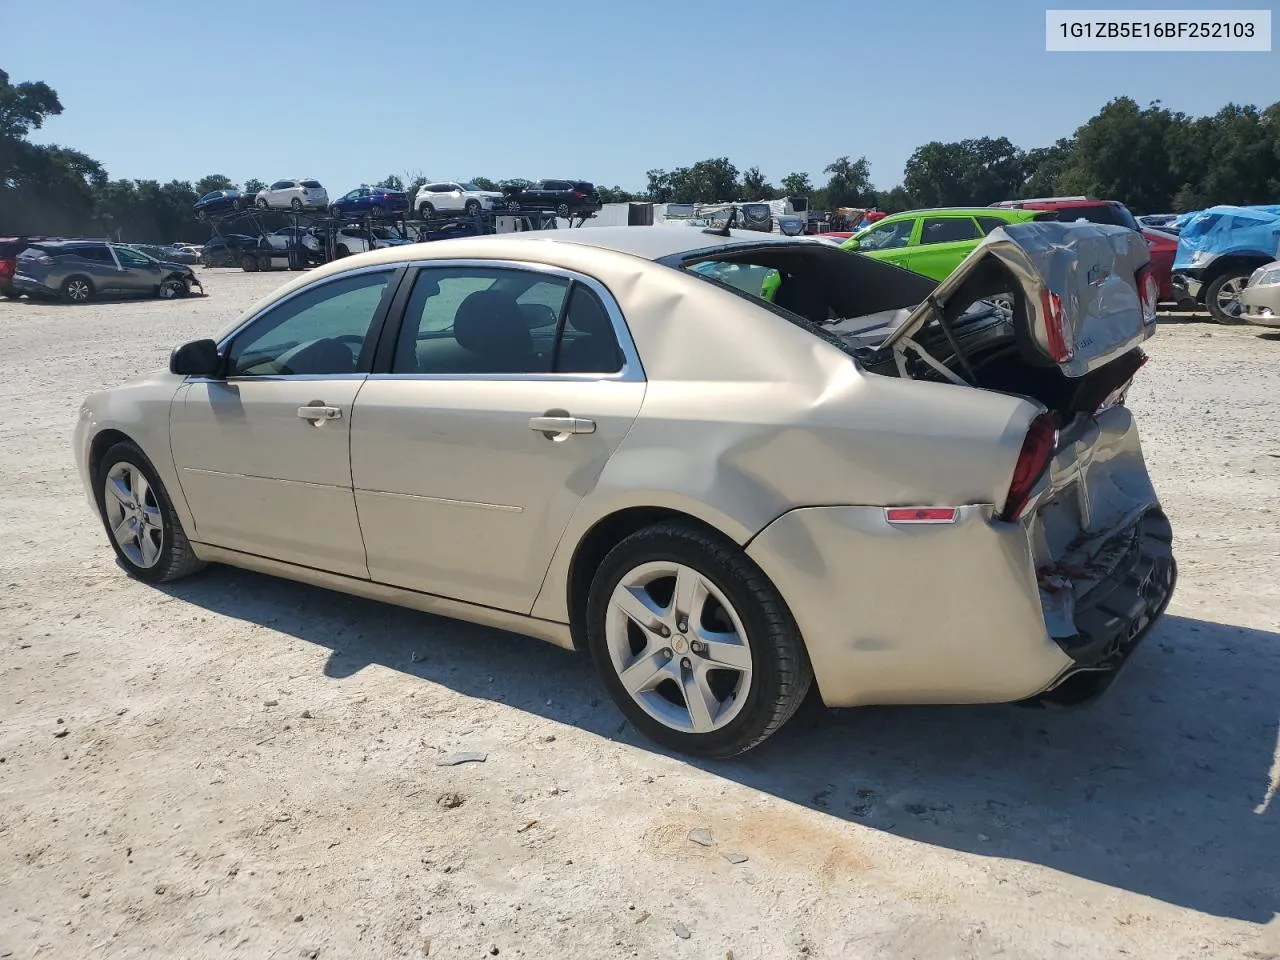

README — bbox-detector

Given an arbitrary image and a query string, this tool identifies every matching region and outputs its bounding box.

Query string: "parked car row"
[194,178,604,222]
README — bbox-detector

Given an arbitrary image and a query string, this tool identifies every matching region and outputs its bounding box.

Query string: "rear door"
[903,216,983,280]
[350,262,645,613]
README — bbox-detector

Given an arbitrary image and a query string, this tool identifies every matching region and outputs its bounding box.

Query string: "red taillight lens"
[0,259,14,279]
[1039,289,1073,363]
[885,507,958,524]
[1136,264,1159,324]
[1000,414,1058,522]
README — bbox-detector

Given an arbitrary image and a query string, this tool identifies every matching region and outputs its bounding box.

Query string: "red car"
[992,197,1174,301]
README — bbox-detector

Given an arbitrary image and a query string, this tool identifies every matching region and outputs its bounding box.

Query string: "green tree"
[645,169,673,202]
[780,172,813,197]
[904,137,1026,207]
[742,166,775,199]
[195,173,236,196]
[1021,138,1075,199]
[470,176,497,191]
[1058,98,1182,212]
[823,155,872,207]
[242,177,266,194]
[375,174,404,191]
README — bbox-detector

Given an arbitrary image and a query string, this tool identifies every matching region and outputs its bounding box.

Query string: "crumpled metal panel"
[1172,204,1280,270]
[882,220,1153,379]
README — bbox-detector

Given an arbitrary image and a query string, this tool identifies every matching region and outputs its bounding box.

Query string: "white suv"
[414,181,504,218]
[255,179,328,211]
[333,226,411,256]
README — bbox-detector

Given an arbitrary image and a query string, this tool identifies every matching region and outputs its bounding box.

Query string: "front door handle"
[297,403,342,424]
[529,415,596,438]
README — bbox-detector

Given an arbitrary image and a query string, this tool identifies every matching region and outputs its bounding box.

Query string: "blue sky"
[4,0,1276,194]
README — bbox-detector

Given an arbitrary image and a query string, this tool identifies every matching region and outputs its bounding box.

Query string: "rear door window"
[976,216,1014,234]
[919,217,981,244]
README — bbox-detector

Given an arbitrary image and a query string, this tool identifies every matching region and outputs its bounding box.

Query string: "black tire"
[288,250,305,271]
[335,244,350,258]
[232,198,243,210]
[291,197,303,211]
[257,252,272,272]
[464,199,481,216]
[158,278,189,299]
[60,275,93,303]
[506,200,520,212]
[556,202,570,218]
[585,521,813,759]
[1204,271,1250,324]
[256,197,269,209]
[419,202,434,218]
[241,253,259,272]
[93,440,206,583]
[330,205,342,217]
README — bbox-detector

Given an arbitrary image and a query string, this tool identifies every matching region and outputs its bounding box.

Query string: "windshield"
[1058,203,1140,232]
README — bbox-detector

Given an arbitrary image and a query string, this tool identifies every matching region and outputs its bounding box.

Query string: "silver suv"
[12,241,202,303]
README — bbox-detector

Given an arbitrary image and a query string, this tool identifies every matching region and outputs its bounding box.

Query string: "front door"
[170,267,399,577]
[351,264,644,613]
[110,245,162,294]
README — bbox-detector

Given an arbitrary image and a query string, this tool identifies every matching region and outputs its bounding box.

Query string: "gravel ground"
[1,269,1277,960]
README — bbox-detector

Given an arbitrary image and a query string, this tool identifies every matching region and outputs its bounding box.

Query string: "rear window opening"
[673,234,1149,423]
[301,180,323,189]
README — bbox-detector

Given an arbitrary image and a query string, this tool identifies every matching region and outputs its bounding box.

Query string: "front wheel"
[506,200,520,212]
[256,198,268,209]
[94,441,205,583]
[158,278,189,299]
[241,253,259,272]
[556,202,570,218]
[585,522,813,758]
[1205,272,1250,324]
[418,202,434,218]
[464,199,481,216]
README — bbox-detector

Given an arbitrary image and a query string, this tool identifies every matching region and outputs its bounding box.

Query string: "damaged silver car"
[73,222,1174,757]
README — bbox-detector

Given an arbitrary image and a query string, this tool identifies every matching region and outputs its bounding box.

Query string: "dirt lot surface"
[1,269,1277,960]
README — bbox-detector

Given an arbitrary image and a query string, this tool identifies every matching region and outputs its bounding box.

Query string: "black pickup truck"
[501,180,602,218]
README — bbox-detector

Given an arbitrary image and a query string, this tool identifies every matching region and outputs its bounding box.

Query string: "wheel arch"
[88,427,135,483]
[1199,252,1274,289]
[561,505,748,654]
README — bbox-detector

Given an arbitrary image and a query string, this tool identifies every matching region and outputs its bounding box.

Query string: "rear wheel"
[1205,272,1250,324]
[506,200,520,213]
[419,202,434,218]
[370,204,383,217]
[335,244,350,258]
[256,197,269,209]
[257,252,272,272]
[94,441,205,583]
[241,253,259,272]
[291,197,303,211]
[585,522,813,758]
[556,202,570,218]
[61,276,93,303]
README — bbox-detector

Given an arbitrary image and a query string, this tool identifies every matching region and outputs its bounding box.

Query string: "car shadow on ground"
[159,566,1278,923]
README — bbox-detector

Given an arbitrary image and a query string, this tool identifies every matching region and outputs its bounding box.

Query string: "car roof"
[484,225,823,261]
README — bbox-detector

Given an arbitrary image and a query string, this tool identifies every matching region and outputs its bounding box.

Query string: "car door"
[903,216,983,280]
[169,266,400,576]
[850,217,916,266]
[66,245,121,292]
[110,245,162,294]
[350,262,645,613]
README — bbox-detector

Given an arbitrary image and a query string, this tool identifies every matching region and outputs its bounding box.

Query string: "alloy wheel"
[1215,277,1244,318]
[65,279,90,302]
[103,462,164,568]
[604,561,753,734]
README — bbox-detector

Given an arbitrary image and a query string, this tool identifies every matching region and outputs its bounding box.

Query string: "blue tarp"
[1173,204,1280,270]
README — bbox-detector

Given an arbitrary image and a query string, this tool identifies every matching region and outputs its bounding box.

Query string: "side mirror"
[845,237,860,250]
[170,338,222,377]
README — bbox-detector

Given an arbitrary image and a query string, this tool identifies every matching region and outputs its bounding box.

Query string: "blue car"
[329,185,410,218]
[193,189,248,219]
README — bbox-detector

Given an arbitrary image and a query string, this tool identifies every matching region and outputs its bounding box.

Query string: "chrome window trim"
[370,257,646,384]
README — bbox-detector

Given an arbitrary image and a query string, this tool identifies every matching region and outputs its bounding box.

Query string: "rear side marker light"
[885,508,958,524]
[1136,265,1159,324]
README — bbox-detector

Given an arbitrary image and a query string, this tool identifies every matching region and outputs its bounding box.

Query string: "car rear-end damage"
[665,222,1174,708]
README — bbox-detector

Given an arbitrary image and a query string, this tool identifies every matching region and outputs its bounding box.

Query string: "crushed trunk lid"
[880,221,1155,379]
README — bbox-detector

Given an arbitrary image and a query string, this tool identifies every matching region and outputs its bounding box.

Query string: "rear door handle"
[529,415,596,437]
[297,403,342,423]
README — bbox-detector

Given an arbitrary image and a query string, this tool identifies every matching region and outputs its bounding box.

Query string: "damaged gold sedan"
[74,222,1175,757]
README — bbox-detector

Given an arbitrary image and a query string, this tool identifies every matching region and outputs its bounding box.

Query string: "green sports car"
[841,207,1051,281]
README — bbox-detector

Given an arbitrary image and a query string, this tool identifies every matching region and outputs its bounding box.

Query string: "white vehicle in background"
[414,181,504,218]
[332,226,412,257]
[255,179,328,211]
[265,227,322,253]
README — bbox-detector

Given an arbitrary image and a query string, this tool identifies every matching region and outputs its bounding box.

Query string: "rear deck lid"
[880,220,1155,378]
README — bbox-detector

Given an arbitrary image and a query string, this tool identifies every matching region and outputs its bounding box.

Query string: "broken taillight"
[1039,289,1073,363]
[1000,414,1058,522]
[1136,264,1159,324]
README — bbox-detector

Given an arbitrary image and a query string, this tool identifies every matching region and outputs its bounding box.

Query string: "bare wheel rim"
[605,561,753,735]
[66,279,90,302]
[1216,277,1244,316]
[103,462,164,569]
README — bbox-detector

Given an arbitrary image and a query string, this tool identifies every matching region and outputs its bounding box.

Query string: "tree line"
[2,67,1277,244]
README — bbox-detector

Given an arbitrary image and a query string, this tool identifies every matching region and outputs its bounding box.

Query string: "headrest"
[454,289,531,354]
[567,290,611,335]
